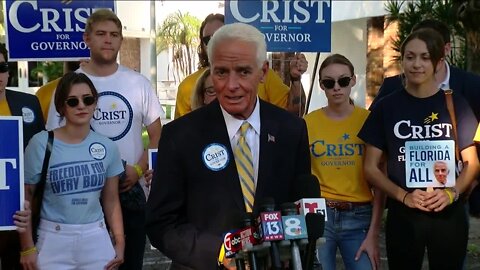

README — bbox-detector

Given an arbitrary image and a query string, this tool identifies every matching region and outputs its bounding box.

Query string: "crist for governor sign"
[5,0,115,61]
[0,117,23,231]
[225,0,332,52]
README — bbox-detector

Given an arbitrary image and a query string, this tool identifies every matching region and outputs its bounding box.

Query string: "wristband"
[402,192,409,205]
[20,246,37,257]
[447,187,459,202]
[133,164,143,178]
[444,189,454,204]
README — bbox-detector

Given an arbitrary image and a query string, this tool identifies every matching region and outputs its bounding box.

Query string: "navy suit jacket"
[371,66,480,120]
[5,89,44,148]
[145,99,311,270]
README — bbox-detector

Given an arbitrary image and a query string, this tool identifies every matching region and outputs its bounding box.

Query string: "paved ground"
[142,216,480,270]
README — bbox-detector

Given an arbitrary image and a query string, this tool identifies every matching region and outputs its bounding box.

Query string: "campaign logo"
[21,107,35,124]
[202,143,229,171]
[91,91,132,141]
[89,143,106,160]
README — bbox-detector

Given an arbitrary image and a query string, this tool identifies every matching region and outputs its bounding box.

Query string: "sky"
[155,1,224,24]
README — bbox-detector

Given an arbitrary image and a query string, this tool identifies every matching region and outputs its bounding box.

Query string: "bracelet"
[444,189,454,204]
[133,164,143,178]
[402,192,409,205]
[218,243,225,265]
[447,187,459,202]
[20,246,37,257]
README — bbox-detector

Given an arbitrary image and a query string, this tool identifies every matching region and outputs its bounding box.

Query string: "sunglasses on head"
[202,35,212,46]
[320,76,353,89]
[0,62,9,73]
[204,86,215,97]
[65,96,96,108]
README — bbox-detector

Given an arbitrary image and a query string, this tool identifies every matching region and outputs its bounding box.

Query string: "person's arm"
[355,187,384,270]
[18,184,38,270]
[287,53,308,116]
[102,176,125,270]
[120,118,161,193]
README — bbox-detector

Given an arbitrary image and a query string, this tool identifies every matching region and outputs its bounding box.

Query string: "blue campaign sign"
[148,149,158,171]
[0,117,24,231]
[225,0,332,52]
[5,0,115,61]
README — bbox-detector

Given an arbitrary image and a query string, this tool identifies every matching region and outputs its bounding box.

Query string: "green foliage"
[385,0,466,69]
[30,61,63,81]
[156,11,201,82]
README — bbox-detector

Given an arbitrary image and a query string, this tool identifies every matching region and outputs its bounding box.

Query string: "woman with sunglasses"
[304,54,383,270]
[359,29,478,269]
[20,72,125,270]
[191,68,216,110]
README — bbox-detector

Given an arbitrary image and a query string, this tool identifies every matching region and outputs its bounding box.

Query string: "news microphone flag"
[295,198,328,221]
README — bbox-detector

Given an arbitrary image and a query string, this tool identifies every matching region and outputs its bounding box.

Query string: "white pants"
[36,219,115,270]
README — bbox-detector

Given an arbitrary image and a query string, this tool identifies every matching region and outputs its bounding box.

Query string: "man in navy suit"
[371,19,480,120]
[146,23,311,270]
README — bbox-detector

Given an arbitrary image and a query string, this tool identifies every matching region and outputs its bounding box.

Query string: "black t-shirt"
[358,88,477,190]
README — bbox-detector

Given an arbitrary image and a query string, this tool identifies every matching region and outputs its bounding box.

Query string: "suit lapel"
[5,90,22,117]
[204,101,245,211]
[254,101,279,209]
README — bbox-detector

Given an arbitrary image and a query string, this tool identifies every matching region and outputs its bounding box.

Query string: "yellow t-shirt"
[0,98,12,116]
[174,68,290,119]
[304,107,373,202]
[474,124,480,142]
[36,78,60,123]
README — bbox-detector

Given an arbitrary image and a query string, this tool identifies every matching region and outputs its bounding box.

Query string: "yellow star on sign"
[429,112,438,121]
[110,103,117,110]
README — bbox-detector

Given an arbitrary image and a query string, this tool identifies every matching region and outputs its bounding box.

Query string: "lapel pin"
[268,134,275,143]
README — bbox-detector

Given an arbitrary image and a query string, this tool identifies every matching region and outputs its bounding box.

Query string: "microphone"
[257,197,283,270]
[304,212,325,270]
[281,202,307,270]
[241,213,259,270]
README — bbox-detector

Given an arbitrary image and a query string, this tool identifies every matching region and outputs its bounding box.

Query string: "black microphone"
[292,174,321,200]
[241,213,259,270]
[257,197,283,270]
[281,202,307,270]
[304,212,325,270]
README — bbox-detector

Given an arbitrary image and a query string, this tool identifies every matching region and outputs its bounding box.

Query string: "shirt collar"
[439,62,450,90]
[221,97,261,140]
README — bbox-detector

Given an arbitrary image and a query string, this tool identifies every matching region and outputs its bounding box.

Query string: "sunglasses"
[202,35,212,46]
[0,62,9,73]
[65,96,96,108]
[320,76,353,89]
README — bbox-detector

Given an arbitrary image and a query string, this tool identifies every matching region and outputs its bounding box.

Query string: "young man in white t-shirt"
[46,10,163,270]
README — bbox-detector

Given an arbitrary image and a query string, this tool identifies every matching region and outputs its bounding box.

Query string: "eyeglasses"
[320,76,353,89]
[65,96,96,107]
[204,86,215,97]
[202,35,212,46]
[0,62,9,73]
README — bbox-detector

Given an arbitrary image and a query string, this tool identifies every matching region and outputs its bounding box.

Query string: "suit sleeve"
[145,124,222,269]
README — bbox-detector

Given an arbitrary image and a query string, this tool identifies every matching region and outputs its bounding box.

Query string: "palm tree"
[453,0,480,73]
[385,0,466,69]
[156,11,201,83]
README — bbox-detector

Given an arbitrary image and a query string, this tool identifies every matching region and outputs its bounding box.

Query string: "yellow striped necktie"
[234,121,255,212]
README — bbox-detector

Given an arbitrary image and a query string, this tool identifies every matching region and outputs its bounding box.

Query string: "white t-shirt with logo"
[24,130,124,224]
[46,65,164,166]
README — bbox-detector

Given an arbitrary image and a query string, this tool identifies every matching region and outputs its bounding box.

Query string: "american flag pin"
[268,134,275,143]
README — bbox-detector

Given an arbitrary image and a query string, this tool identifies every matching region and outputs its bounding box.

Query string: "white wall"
[305,18,368,113]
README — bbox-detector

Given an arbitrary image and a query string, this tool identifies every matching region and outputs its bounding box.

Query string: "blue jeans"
[317,204,373,270]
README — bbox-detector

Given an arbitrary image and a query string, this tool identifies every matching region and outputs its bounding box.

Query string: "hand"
[404,189,432,211]
[20,251,38,270]
[119,165,140,193]
[355,233,380,270]
[14,200,31,234]
[222,257,236,270]
[144,169,154,188]
[104,244,124,270]
[423,189,451,212]
[289,53,308,80]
